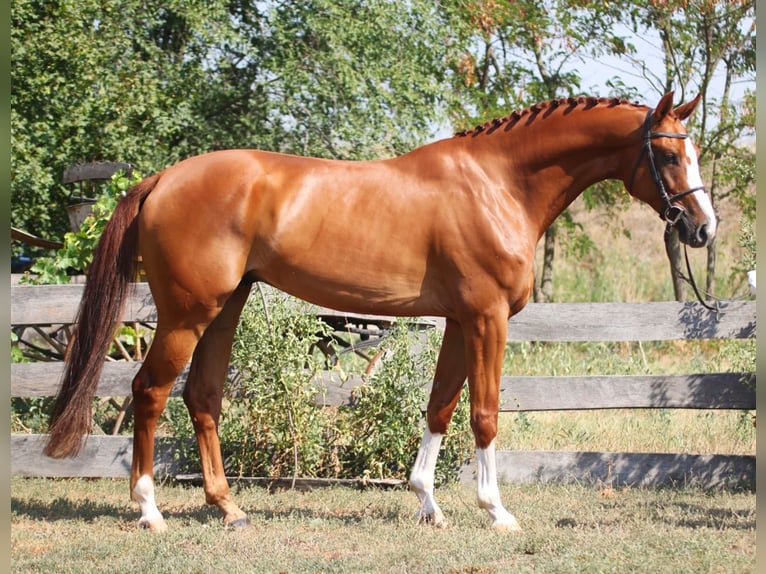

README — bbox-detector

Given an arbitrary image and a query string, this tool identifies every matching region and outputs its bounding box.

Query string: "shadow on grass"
[11,495,218,526]
[12,496,135,523]
[660,502,755,531]
[11,490,406,528]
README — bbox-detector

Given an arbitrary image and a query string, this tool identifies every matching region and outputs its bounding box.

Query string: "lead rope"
[664,225,719,313]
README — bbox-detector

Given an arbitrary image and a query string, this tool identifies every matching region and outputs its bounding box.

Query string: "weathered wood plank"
[11,283,157,325]
[10,362,366,406]
[12,362,754,411]
[11,362,175,397]
[498,373,755,411]
[10,435,182,478]
[459,450,755,489]
[506,300,755,341]
[12,284,755,341]
[14,433,753,490]
[62,161,132,184]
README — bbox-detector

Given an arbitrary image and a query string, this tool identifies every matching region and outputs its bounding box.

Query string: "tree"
[624,0,755,299]
[12,0,235,243]
[12,0,463,245]
[447,0,755,302]
[448,0,632,301]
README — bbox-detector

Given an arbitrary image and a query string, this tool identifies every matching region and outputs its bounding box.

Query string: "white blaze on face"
[684,138,717,237]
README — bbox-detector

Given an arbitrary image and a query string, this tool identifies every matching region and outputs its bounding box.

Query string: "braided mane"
[454,96,645,138]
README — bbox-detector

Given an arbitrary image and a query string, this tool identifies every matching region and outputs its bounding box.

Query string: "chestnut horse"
[45,92,715,532]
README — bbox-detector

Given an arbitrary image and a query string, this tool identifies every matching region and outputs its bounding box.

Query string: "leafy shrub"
[338,320,434,480]
[339,322,473,484]
[11,397,55,434]
[22,170,141,284]
[221,288,338,479]
[215,294,474,484]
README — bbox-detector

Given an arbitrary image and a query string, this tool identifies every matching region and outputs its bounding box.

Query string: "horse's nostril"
[697,224,709,245]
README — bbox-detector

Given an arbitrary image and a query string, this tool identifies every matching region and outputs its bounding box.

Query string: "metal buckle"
[664,204,684,225]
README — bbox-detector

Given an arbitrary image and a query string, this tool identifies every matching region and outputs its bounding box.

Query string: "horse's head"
[628,92,716,248]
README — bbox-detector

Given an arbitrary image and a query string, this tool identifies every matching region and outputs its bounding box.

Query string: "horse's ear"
[652,91,675,122]
[674,93,702,121]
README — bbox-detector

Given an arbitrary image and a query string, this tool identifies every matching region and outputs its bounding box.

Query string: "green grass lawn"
[11,477,755,573]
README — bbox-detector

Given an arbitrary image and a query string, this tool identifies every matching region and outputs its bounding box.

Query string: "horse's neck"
[463,106,641,237]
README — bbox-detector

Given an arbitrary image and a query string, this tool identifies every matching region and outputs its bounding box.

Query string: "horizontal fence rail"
[10,283,756,487]
[10,284,756,340]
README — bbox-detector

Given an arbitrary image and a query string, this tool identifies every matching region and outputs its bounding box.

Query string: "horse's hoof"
[225,516,251,529]
[138,517,168,532]
[417,510,446,528]
[491,519,522,533]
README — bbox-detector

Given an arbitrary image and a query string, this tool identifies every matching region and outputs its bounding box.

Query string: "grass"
[494,338,756,455]
[548,197,751,304]
[10,477,755,573]
[496,409,755,455]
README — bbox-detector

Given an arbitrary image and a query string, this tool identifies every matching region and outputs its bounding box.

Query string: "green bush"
[22,170,142,284]
[339,322,473,484]
[221,289,339,479]
[214,294,474,484]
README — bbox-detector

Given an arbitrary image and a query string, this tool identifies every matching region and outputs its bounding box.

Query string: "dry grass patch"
[12,477,755,573]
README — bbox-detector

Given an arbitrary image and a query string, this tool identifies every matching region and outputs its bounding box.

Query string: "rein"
[631,108,717,312]
[664,225,719,313]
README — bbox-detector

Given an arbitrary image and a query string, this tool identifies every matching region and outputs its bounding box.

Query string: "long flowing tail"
[44,174,160,458]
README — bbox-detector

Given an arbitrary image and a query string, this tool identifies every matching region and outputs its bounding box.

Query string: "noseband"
[629,109,706,226]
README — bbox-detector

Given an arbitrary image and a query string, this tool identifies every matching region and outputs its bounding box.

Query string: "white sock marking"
[409,429,444,525]
[476,441,520,531]
[133,475,164,527]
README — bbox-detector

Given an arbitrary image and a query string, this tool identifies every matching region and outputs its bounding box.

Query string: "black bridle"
[629,108,706,226]
[630,108,717,312]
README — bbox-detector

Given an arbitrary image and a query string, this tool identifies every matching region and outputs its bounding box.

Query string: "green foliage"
[211,299,473,483]
[161,398,201,475]
[337,322,430,480]
[10,332,27,364]
[724,217,756,298]
[449,0,630,125]
[12,0,462,241]
[339,323,473,484]
[222,290,338,478]
[22,170,142,284]
[11,397,54,433]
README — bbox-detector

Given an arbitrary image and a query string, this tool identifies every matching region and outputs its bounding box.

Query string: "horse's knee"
[470,408,497,449]
[425,407,451,436]
[426,380,465,435]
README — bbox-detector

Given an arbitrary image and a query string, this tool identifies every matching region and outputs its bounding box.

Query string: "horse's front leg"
[464,308,521,532]
[410,319,466,527]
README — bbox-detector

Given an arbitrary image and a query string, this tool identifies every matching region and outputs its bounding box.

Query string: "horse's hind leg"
[130,320,205,532]
[410,318,466,527]
[182,283,251,528]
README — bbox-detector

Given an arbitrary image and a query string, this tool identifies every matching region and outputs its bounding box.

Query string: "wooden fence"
[11,283,756,488]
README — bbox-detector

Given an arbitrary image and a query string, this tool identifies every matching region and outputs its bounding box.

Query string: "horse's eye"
[664,153,678,165]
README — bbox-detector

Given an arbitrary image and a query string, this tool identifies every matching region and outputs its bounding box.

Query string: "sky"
[579,21,754,112]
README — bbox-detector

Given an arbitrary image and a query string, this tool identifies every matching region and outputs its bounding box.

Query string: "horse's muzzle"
[676,213,715,248]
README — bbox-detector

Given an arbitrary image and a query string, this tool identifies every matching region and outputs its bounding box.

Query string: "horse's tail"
[44,173,161,458]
